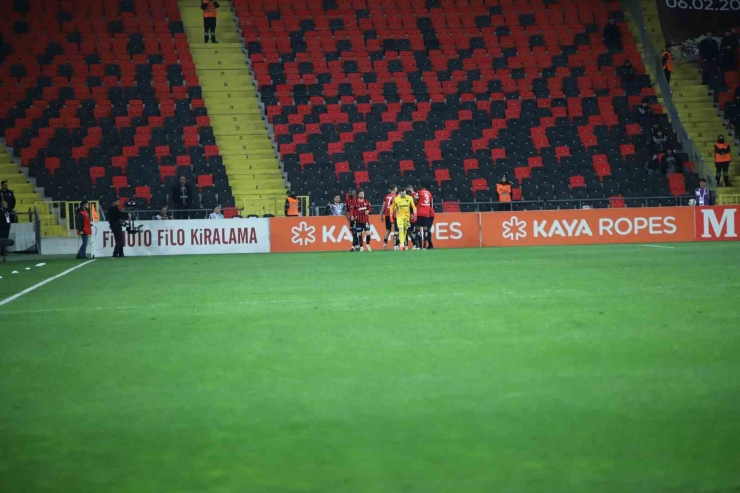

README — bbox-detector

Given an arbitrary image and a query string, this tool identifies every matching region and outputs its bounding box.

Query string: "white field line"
[637,244,677,249]
[0,260,96,307]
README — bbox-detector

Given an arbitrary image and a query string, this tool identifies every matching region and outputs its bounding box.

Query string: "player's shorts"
[384,215,395,231]
[416,215,432,228]
[355,221,370,232]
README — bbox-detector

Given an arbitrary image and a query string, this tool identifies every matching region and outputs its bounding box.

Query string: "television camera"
[122,199,145,234]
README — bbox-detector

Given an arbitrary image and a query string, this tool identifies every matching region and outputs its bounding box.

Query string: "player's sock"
[426,230,434,249]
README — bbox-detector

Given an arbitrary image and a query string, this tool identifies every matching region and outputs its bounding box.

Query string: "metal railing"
[312,195,696,215]
[718,194,740,205]
[621,0,711,183]
[34,200,100,237]
[101,207,245,221]
[243,195,310,217]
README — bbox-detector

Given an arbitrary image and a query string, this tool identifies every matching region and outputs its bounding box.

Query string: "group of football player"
[345,183,435,251]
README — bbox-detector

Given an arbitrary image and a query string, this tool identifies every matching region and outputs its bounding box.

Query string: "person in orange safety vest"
[661,44,673,84]
[715,135,732,187]
[201,0,220,43]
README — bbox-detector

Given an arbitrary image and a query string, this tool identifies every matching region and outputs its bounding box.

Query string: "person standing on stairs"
[720,31,739,74]
[699,32,720,85]
[661,44,673,85]
[715,135,732,187]
[202,0,220,44]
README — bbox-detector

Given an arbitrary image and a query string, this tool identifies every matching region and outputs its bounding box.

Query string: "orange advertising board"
[269,213,480,253]
[480,207,694,247]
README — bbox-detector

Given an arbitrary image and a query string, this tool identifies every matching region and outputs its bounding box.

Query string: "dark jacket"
[721,46,738,71]
[603,23,621,45]
[107,205,127,230]
[0,189,15,211]
[0,206,11,233]
[637,105,653,120]
[661,153,680,174]
[651,134,669,153]
[171,183,193,208]
[699,37,719,60]
[646,156,661,172]
[721,35,739,52]
[619,65,635,81]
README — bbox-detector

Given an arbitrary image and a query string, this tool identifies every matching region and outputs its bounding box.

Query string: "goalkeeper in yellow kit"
[390,189,416,251]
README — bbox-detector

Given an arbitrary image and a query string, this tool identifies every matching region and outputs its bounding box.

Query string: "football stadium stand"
[178,0,287,216]
[0,0,235,219]
[0,0,706,219]
[635,0,733,200]
[234,0,700,211]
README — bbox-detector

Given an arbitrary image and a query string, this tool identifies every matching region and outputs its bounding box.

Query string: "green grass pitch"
[1,243,739,493]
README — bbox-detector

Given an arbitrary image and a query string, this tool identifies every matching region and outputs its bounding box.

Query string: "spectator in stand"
[0,180,16,223]
[646,153,661,176]
[619,60,635,90]
[155,206,170,220]
[661,44,673,84]
[695,178,711,206]
[715,135,732,187]
[602,18,621,49]
[76,200,92,259]
[171,176,192,218]
[496,175,512,211]
[661,148,680,174]
[326,195,346,216]
[650,121,666,139]
[637,101,653,131]
[651,129,669,153]
[721,43,738,74]
[284,191,299,217]
[699,31,720,84]
[720,30,739,73]
[209,205,224,219]
[0,200,10,259]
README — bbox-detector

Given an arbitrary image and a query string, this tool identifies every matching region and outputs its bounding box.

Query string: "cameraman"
[107,198,130,258]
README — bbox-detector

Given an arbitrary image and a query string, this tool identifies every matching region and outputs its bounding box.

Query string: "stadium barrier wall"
[92,219,270,257]
[480,207,695,247]
[269,213,480,252]
[87,207,738,256]
[268,206,738,252]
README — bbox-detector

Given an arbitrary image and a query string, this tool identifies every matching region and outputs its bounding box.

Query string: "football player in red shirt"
[416,182,434,249]
[345,189,358,251]
[354,190,373,251]
[378,184,397,250]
